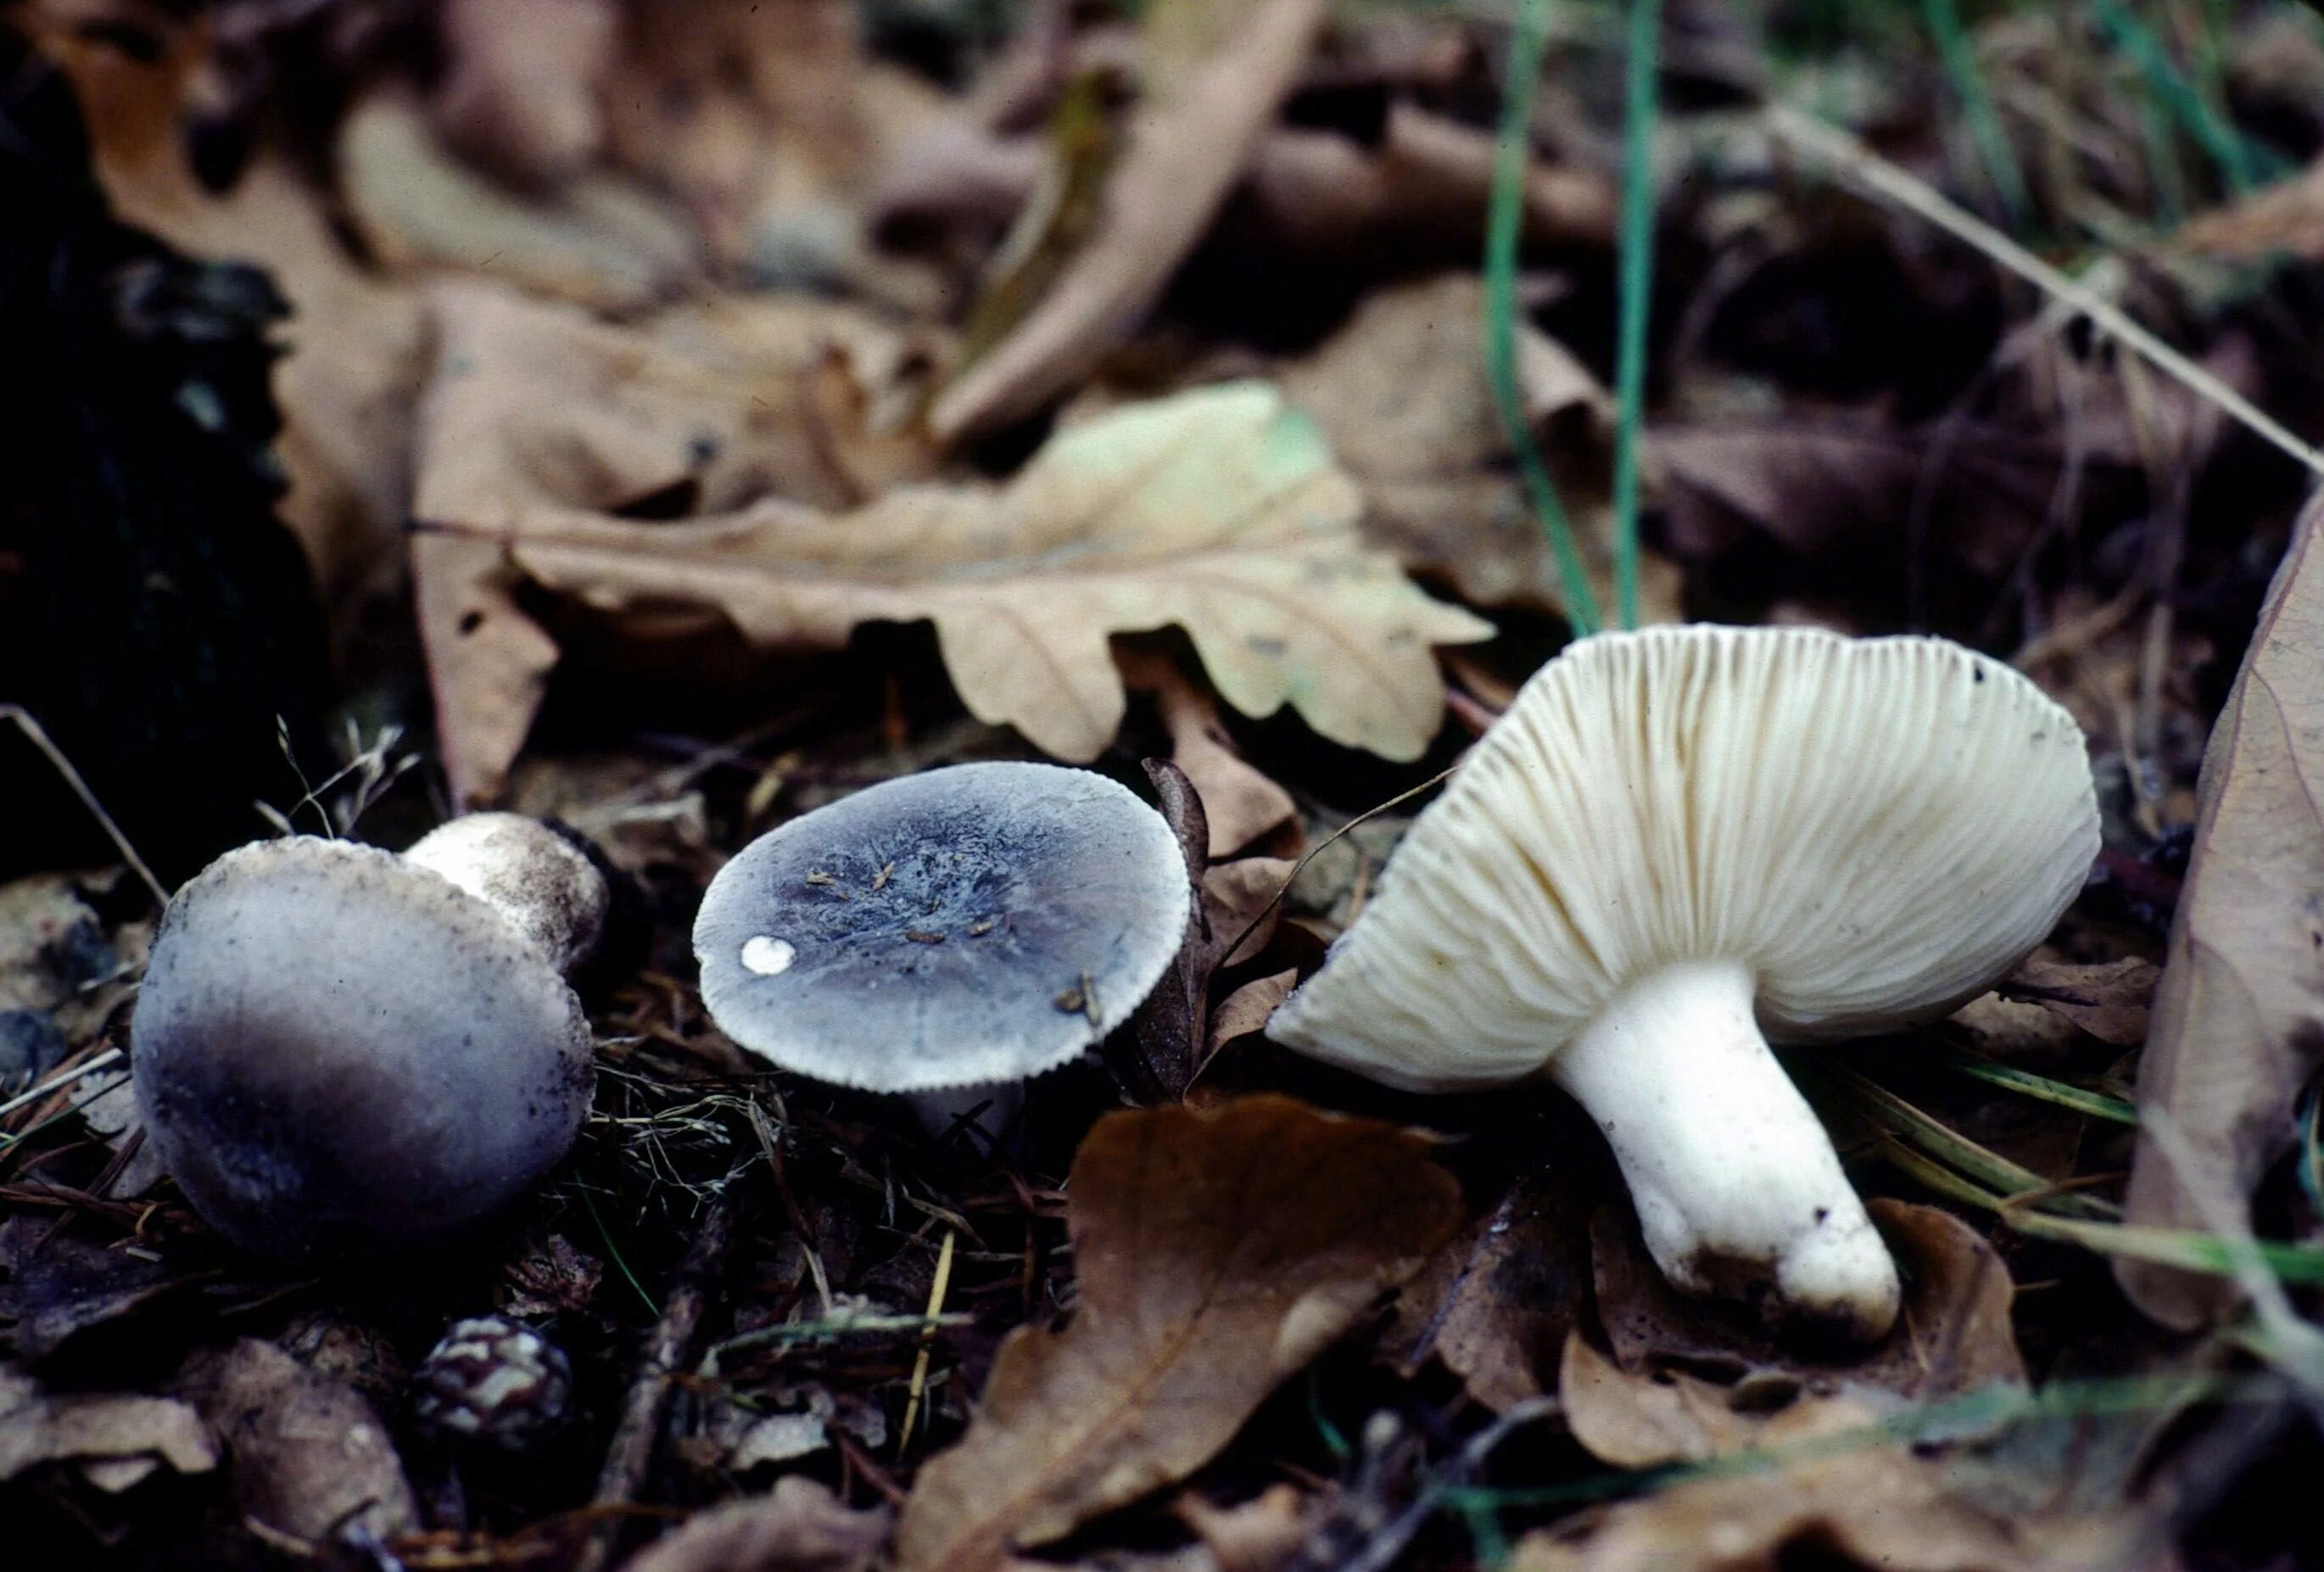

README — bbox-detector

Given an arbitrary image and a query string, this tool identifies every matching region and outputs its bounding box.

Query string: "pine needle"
[900,1227,957,1455]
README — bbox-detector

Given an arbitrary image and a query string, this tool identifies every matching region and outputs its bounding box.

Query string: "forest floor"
[8,0,2324,1569]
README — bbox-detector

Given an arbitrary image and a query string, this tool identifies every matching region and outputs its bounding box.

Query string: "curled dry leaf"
[1121,649,1299,860]
[429,0,618,189]
[1388,1176,1593,1414]
[412,279,941,803]
[1999,956,2160,1048]
[2122,496,2324,1330]
[623,1475,889,1572]
[1588,1200,2024,1437]
[1281,274,1676,620]
[343,92,701,310]
[930,0,1330,442]
[420,375,1488,801]
[1507,1443,2136,1572]
[891,1095,1461,1572]
[0,1364,215,1485]
[180,1338,417,1545]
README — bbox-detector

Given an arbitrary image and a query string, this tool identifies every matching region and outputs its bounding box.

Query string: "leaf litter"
[10,0,2324,1569]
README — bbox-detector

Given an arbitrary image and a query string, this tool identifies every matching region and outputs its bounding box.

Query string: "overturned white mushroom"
[1267,624,2099,1340]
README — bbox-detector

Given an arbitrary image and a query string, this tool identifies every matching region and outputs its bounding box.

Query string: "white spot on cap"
[741,936,796,976]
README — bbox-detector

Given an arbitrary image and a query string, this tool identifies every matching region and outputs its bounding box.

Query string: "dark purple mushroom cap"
[131,837,594,1262]
[692,763,1193,1091]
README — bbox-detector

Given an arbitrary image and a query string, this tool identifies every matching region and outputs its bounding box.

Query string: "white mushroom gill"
[1266,625,2100,1340]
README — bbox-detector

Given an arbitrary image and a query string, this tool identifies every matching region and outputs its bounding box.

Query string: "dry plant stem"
[1,706,169,906]
[1764,106,2324,478]
[929,0,1329,441]
[1546,959,1901,1340]
[577,1189,740,1572]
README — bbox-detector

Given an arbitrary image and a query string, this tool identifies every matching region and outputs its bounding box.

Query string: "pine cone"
[411,1316,573,1451]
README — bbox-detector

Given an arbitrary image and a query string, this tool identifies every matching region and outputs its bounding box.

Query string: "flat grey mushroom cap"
[131,837,594,1261]
[692,762,1193,1091]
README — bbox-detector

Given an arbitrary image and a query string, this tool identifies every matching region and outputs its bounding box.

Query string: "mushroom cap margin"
[1265,624,2101,1090]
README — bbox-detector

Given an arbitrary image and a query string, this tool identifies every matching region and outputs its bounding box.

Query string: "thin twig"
[1763,105,2324,478]
[898,1228,958,1456]
[1,707,168,906]
[575,1189,741,1572]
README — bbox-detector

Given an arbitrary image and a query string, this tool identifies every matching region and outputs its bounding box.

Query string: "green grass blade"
[1932,1046,2140,1125]
[1812,1065,2121,1219]
[1608,0,1659,631]
[1919,0,2030,229]
[1485,0,1602,636]
[2092,0,2274,193]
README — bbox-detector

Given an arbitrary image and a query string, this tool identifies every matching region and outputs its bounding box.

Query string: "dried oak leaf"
[891,1094,1462,1572]
[0,1363,215,1485]
[1999,956,2159,1048]
[1120,648,1299,861]
[623,1476,889,1572]
[1507,1443,2135,1572]
[1388,1175,1593,1414]
[421,377,1488,801]
[180,1338,417,1544]
[930,0,1330,442]
[343,91,702,310]
[412,278,941,803]
[1584,1199,2024,1463]
[1282,274,1677,621]
[2122,496,2324,1330]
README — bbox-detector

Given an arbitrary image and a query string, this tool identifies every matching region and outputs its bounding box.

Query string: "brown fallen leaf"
[429,0,618,189]
[623,1476,889,1572]
[2000,956,2161,1048]
[891,1095,1461,1572]
[1206,970,1297,1065]
[0,1216,205,1361]
[872,102,1612,283]
[419,378,1489,801]
[0,1364,215,1484]
[411,278,941,803]
[1559,1334,1885,1469]
[1176,1484,1316,1572]
[2121,495,2324,1330]
[343,91,702,310]
[1281,274,1677,620]
[1506,1442,2143,1572]
[180,1338,417,1545]
[1591,1200,2025,1402]
[1121,650,1299,860]
[1388,1176,1593,1414]
[930,0,1330,442]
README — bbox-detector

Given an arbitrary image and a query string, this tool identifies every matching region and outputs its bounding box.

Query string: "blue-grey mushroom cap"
[692,763,1193,1091]
[131,837,594,1262]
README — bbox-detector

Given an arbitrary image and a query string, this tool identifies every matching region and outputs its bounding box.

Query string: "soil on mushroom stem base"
[5,1,2324,1569]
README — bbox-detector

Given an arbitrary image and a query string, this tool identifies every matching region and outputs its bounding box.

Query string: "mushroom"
[131,814,608,1261]
[1265,625,2099,1340]
[692,762,1192,1132]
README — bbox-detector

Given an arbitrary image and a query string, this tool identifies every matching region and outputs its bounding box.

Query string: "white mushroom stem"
[405,814,609,976]
[1547,958,1902,1340]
